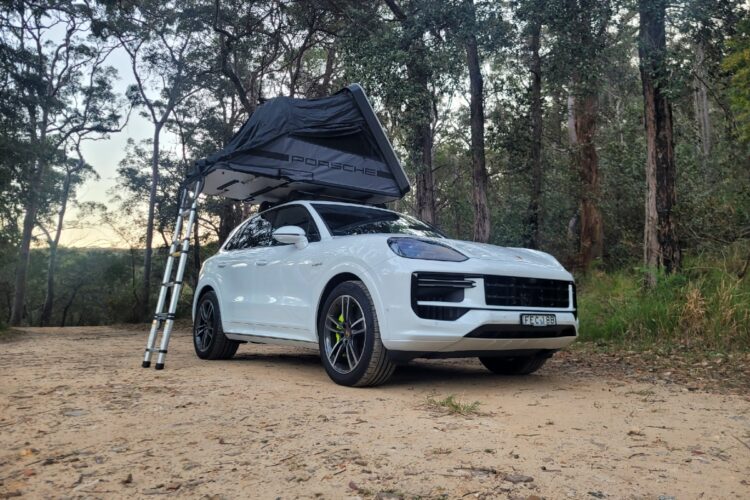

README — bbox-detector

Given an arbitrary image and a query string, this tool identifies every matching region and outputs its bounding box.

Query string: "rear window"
[312,204,444,238]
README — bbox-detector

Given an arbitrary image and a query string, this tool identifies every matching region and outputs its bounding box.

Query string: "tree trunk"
[638,0,680,286]
[41,166,75,326]
[413,120,436,225]
[384,0,436,225]
[10,154,47,326]
[60,284,81,327]
[464,1,490,243]
[218,202,242,244]
[142,123,163,320]
[526,21,543,249]
[571,90,604,269]
[318,46,336,97]
[693,42,711,172]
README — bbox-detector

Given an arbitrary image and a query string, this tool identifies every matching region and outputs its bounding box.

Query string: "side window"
[223,221,249,251]
[240,211,276,249]
[271,205,321,244]
[222,205,320,251]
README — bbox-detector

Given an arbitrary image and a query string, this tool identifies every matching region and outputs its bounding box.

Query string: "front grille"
[484,276,570,308]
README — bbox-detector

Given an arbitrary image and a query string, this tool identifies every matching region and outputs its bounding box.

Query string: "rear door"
[216,211,276,333]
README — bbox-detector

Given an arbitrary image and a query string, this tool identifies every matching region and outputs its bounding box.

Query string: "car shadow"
[230,349,568,390]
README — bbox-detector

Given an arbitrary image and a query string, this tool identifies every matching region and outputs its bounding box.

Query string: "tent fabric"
[190,84,410,205]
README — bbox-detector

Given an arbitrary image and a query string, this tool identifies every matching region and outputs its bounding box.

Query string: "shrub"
[577,242,750,352]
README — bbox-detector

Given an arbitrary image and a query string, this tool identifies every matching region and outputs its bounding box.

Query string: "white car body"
[193,201,578,362]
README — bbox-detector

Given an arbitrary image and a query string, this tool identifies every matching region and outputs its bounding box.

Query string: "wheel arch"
[192,283,217,321]
[315,270,385,341]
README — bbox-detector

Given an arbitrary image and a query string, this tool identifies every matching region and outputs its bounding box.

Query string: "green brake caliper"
[336,312,345,343]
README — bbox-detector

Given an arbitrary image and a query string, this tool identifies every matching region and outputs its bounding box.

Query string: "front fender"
[313,259,390,342]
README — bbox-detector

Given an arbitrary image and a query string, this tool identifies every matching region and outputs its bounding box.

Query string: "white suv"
[193,201,577,386]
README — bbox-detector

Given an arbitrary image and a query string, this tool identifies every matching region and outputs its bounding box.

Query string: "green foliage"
[724,18,750,147]
[578,242,750,351]
[7,245,201,327]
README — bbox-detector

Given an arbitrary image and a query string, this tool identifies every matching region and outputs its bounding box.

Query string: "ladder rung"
[170,250,187,257]
[144,348,168,354]
[180,207,193,217]
[162,280,183,288]
[154,313,175,321]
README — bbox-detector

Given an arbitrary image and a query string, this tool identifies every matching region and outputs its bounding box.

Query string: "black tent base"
[202,169,400,206]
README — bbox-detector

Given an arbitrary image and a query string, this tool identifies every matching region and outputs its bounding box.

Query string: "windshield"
[312,204,445,238]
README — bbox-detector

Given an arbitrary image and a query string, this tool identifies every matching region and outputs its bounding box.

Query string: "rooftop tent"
[190,84,410,205]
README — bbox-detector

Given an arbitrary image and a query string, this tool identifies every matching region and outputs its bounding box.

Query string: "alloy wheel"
[195,300,215,351]
[323,295,367,374]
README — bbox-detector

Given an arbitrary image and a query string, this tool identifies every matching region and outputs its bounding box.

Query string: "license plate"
[521,314,557,327]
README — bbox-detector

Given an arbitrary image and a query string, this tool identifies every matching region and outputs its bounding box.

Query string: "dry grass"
[425,395,481,416]
[679,283,707,348]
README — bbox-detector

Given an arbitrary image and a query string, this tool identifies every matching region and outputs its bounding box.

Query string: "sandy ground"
[1,326,749,500]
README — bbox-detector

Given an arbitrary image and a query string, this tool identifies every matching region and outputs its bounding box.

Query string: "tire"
[318,281,395,387]
[193,291,239,360]
[479,354,550,375]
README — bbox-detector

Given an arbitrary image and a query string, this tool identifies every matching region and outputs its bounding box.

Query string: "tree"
[381,0,438,224]
[546,0,613,270]
[521,2,545,249]
[2,1,122,325]
[458,0,490,242]
[39,141,99,326]
[723,18,750,145]
[638,0,681,286]
[101,0,210,319]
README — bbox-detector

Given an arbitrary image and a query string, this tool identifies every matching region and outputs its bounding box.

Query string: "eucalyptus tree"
[212,0,284,115]
[1,1,122,325]
[337,1,462,225]
[446,0,508,242]
[511,0,546,250]
[638,0,680,286]
[546,0,614,270]
[724,17,750,147]
[98,0,212,318]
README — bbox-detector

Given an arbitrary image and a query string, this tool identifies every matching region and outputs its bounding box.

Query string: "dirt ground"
[1,326,748,499]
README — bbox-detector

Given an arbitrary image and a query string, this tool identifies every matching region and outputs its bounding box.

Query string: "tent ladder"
[142,178,203,370]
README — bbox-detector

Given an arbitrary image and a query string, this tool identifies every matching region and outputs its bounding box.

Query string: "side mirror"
[272,225,308,249]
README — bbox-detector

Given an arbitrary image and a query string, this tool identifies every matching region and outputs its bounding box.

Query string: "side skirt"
[225,332,319,350]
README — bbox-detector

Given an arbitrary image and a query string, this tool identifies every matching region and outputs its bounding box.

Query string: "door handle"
[255,260,268,267]
[217,263,227,268]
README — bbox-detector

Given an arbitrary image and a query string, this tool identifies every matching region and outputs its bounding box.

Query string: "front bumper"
[372,258,578,356]
[383,308,577,353]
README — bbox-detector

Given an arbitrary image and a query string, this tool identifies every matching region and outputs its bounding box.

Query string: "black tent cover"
[189,84,410,205]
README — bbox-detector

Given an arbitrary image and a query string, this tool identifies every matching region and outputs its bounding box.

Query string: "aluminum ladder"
[142,178,203,370]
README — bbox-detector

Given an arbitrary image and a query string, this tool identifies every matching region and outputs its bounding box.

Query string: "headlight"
[387,237,468,262]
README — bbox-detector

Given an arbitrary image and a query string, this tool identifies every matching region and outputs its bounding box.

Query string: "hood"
[446,240,566,270]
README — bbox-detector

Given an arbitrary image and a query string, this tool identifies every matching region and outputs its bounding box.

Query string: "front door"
[248,205,323,342]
